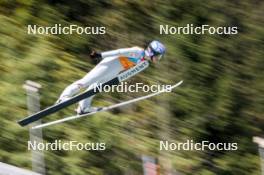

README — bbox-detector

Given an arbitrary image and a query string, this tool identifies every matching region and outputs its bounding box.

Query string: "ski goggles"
[145,47,163,61]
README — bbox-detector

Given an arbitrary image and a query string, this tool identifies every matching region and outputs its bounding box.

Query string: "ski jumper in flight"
[56,40,166,114]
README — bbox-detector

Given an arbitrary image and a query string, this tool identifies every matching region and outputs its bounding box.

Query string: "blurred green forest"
[0,0,264,174]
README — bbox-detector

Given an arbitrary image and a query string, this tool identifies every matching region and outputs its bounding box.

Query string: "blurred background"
[0,0,263,174]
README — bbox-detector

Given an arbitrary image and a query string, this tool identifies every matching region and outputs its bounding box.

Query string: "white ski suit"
[58,46,146,113]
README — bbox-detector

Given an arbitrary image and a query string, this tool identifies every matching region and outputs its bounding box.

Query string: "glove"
[90,51,102,59]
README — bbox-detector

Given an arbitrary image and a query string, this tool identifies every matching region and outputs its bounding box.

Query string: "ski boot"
[76,106,102,115]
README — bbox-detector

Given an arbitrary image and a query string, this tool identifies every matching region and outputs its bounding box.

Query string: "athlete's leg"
[57,79,86,103]
[77,56,124,113]
[57,56,123,104]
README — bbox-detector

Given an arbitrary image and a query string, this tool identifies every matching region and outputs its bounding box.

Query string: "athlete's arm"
[101,47,142,59]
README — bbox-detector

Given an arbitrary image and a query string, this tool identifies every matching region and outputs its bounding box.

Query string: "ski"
[18,61,149,126]
[32,80,183,129]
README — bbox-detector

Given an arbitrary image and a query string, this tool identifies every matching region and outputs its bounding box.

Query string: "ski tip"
[171,80,183,88]
[163,80,183,92]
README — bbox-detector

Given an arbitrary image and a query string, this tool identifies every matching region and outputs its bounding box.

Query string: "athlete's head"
[144,40,166,63]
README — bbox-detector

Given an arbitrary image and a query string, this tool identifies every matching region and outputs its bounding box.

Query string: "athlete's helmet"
[145,40,166,60]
